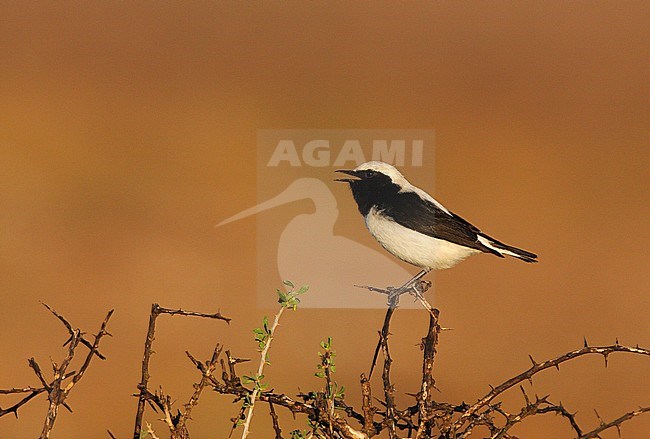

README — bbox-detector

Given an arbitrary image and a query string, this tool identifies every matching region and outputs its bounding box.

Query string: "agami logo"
[267,138,424,167]
[218,129,435,309]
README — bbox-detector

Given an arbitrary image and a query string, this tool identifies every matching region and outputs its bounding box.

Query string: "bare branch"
[174,344,223,433]
[268,401,283,439]
[579,406,650,439]
[133,303,230,439]
[41,302,108,360]
[0,388,45,418]
[156,306,231,323]
[379,295,398,439]
[414,308,440,439]
[360,373,377,437]
[454,343,650,433]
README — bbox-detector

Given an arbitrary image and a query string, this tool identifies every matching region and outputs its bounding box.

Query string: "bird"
[336,161,537,290]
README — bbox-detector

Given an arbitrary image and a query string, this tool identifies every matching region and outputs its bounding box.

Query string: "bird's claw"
[386,286,400,305]
[386,279,432,304]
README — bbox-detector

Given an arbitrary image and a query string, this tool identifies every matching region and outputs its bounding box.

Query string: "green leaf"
[262,315,269,333]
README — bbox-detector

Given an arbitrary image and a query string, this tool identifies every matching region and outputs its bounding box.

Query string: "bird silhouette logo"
[217,177,420,308]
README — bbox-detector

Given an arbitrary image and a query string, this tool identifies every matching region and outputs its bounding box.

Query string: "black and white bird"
[336,161,537,283]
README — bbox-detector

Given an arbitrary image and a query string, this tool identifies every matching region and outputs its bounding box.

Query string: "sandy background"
[1,2,648,438]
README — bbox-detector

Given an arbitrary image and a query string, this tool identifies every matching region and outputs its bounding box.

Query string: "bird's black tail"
[478,234,538,263]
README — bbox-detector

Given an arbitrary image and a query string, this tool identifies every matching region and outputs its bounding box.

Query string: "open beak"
[335,169,361,183]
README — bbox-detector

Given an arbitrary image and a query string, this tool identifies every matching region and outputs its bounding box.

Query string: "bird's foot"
[386,280,432,306]
[410,280,432,296]
[385,287,401,307]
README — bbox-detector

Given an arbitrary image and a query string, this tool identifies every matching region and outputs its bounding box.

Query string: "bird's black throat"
[347,174,401,216]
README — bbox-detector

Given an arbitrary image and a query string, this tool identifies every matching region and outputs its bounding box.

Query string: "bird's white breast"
[364,207,480,270]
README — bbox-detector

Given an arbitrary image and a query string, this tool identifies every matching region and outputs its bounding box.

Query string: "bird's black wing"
[378,191,502,256]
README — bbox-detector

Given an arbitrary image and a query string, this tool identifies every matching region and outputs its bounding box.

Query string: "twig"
[360,278,432,378]
[414,308,440,439]
[26,307,114,438]
[369,304,396,378]
[133,304,160,439]
[66,310,114,393]
[133,303,230,439]
[41,302,108,360]
[0,386,46,394]
[155,306,231,322]
[378,302,398,439]
[579,406,650,439]
[268,401,283,439]
[214,367,368,438]
[360,374,377,437]
[453,343,650,434]
[0,388,45,418]
[488,390,574,439]
[40,330,82,438]
[241,306,286,439]
[174,344,224,434]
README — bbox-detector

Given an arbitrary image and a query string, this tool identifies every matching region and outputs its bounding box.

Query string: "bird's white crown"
[354,161,409,185]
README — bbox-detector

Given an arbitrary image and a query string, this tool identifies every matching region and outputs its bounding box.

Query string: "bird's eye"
[364,170,377,178]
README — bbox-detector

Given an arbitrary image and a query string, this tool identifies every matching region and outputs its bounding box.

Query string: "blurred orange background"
[1,2,648,438]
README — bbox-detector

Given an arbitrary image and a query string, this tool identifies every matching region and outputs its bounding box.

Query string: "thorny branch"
[7,278,646,438]
[414,308,440,439]
[202,278,648,439]
[452,341,650,435]
[0,304,113,439]
[379,296,398,439]
[132,303,230,439]
[579,406,650,439]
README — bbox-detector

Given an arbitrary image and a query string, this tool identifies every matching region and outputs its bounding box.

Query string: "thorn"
[583,337,589,348]
[489,384,495,392]
[603,353,609,368]
[554,362,560,371]
[528,375,533,386]
[615,337,619,346]
[594,408,605,426]
[528,354,538,366]
[519,385,530,404]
